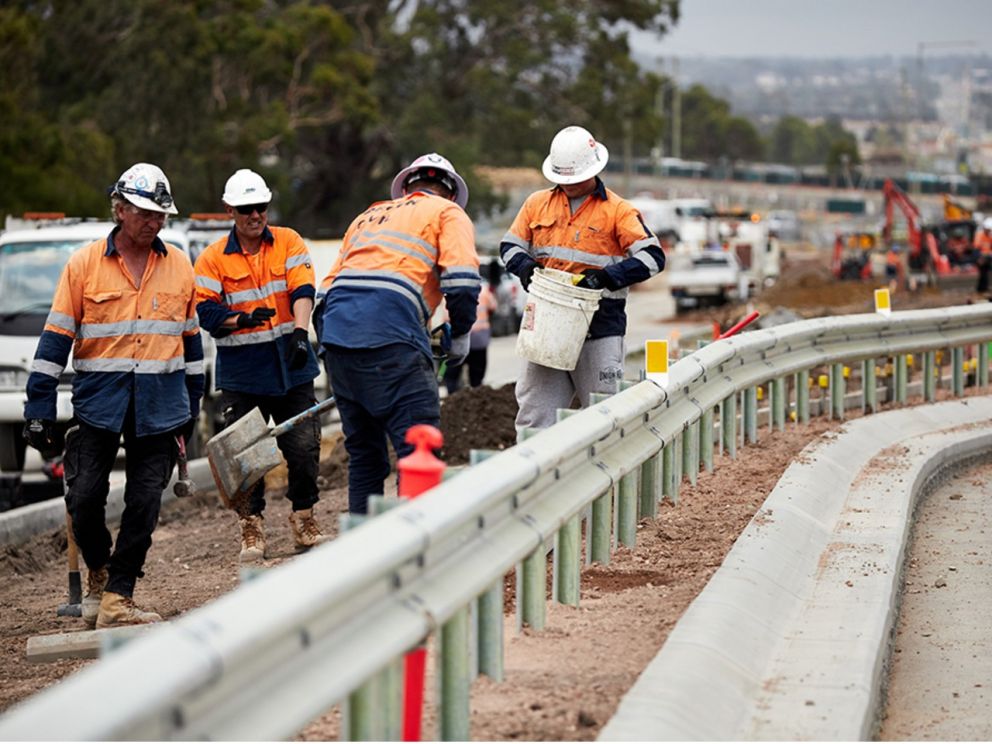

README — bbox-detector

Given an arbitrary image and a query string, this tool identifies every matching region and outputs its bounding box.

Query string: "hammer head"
[173,479,196,498]
[56,602,82,617]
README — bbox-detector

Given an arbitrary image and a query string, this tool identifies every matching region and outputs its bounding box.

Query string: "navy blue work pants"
[323,343,440,514]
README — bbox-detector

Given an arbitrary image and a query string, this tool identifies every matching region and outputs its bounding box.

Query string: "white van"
[0,217,216,473]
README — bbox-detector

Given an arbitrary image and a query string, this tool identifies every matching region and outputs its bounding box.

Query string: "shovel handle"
[269,396,336,439]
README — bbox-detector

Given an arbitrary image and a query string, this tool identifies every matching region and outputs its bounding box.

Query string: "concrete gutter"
[599,396,992,741]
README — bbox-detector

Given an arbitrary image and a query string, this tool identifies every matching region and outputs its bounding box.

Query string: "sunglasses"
[234,203,269,216]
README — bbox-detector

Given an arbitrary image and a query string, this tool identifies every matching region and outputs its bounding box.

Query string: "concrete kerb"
[599,396,992,742]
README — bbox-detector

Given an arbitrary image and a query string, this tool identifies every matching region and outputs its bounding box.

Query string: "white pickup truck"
[665,250,743,311]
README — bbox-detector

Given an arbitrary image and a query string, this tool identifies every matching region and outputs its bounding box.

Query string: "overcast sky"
[631,0,992,58]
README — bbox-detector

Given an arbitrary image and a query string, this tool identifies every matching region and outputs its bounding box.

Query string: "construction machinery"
[831,230,878,281]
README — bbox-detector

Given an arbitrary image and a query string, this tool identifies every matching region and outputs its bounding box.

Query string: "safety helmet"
[983,217,992,231]
[111,163,178,215]
[222,169,273,207]
[391,153,469,209]
[542,126,609,185]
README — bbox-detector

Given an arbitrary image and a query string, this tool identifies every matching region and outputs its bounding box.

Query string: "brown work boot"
[81,566,108,629]
[288,508,329,552]
[239,514,266,563]
[95,591,162,628]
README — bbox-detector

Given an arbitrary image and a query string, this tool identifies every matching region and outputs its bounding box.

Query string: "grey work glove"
[447,333,470,367]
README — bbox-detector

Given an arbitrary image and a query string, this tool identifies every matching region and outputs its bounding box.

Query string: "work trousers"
[442,347,488,395]
[64,404,177,598]
[220,382,320,518]
[515,335,625,430]
[324,343,440,514]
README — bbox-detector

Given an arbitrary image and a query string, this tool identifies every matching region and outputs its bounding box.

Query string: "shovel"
[206,396,336,511]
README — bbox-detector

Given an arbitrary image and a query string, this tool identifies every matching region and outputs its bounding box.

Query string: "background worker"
[442,263,499,394]
[194,169,326,562]
[318,153,480,514]
[23,163,203,628]
[500,125,666,430]
[975,218,992,295]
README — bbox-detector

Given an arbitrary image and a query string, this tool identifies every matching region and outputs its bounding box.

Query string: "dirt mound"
[439,384,518,465]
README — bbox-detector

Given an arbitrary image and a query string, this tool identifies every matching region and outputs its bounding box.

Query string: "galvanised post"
[590,489,612,565]
[980,343,990,388]
[662,441,676,504]
[700,407,714,473]
[744,387,758,444]
[772,377,786,431]
[672,431,683,501]
[831,362,845,420]
[617,469,638,548]
[797,370,810,423]
[722,393,737,460]
[439,606,470,742]
[553,408,581,598]
[685,419,699,486]
[639,448,660,519]
[896,355,908,403]
[924,350,936,402]
[344,674,380,742]
[953,347,965,397]
[477,584,504,682]
[864,360,878,413]
[383,659,403,741]
[515,427,543,632]
[554,514,581,606]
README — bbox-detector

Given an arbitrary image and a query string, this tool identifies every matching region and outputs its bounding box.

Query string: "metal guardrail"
[2,304,992,741]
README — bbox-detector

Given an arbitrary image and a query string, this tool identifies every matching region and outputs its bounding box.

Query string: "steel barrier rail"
[2,304,992,741]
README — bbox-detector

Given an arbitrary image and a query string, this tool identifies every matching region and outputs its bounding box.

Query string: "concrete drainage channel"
[599,396,992,741]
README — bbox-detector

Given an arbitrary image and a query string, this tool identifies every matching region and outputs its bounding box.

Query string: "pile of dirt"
[439,384,519,464]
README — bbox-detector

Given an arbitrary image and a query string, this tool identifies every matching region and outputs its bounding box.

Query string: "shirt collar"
[224,225,275,254]
[552,176,607,201]
[105,225,168,257]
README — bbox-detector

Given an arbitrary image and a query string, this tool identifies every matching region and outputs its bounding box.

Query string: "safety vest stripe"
[337,267,426,296]
[501,232,529,252]
[533,245,617,267]
[226,279,288,306]
[501,245,530,265]
[440,277,482,290]
[331,276,427,325]
[441,265,481,278]
[633,250,663,274]
[285,253,312,269]
[185,360,205,375]
[31,359,65,379]
[73,357,187,373]
[77,318,189,339]
[350,234,436,270]
[183,318,199,333]
[196,275,223,293]
[45,311,77,334]
[376,229,440,260]
[602,287,630,300]
[628,236,661,255]
[214,321,296,347]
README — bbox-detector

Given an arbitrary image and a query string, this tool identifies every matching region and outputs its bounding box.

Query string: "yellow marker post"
[645,340,669,387]
[874,287,891,316]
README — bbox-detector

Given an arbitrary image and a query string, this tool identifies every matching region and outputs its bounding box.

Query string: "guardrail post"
[554,513,581,606]
[979,344,989,388]
[439,606,470,741]
[895,354,908,403]
[685,419,699,485]
[639,446,660,519]
[772,377,785,431]
[468,450,504,683]
[797,370,810,424]
[618,468,638,548]
[590,487,612,565]
[673,430,683,500]
[952,347,965,397]
[831,363,845,420]
[863,360,878,413]
[514,427,545,633]
[721,394,737,460]
[700,407,714,473]
[743,387,758,443]
[923,351,936,402]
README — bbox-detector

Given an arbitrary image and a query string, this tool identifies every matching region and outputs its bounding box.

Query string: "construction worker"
[23,163,203,627]
[975,218,992,294]
[317,153,480,514]
[194,169,326,562]
[500,125,666,429]
[886,244,903,293]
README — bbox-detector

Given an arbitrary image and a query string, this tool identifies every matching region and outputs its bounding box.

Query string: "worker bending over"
[24,163,203,627]
[500,125,666,429]
[318,154,480,514]
[194,169,326,562]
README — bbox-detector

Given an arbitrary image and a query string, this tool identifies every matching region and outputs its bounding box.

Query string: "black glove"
[23,419,58,457]
[519,263,537,291]
[236,306,277,329]
[576,268,612,290]
[179,417,196,443]
[284,328,311,370]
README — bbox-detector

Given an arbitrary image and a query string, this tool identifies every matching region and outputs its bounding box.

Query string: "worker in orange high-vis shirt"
[194,169,326,562]
[317,153,481,514]
[501,125,666,430]
[23,162,204,628]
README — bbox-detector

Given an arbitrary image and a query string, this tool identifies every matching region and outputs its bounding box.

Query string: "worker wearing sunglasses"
[193,168,327,562]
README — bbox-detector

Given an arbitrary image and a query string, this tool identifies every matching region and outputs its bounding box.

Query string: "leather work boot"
[95,592,162,628]
[288,508,329,552]
[239,514,266,563]
[81,566,108,629]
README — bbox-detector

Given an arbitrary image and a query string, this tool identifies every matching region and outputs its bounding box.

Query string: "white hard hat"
[983,217,992,231]
[222,169,273,207]
[391,153,469,209]
[112,163,178,215]
[542,126,609,185]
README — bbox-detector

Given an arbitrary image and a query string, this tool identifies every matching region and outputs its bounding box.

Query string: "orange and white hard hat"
[391,153,469,209]
[542,126,609,185]
[112,163,178,215]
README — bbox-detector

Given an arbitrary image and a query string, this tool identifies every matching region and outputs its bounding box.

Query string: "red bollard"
[398,424,445,741]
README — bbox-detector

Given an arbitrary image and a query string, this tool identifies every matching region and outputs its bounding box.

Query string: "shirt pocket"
[220,268,255,306]
[150,291,189,321]
[81,290,123,325]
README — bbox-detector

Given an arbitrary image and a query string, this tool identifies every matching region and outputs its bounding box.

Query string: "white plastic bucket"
[515,268,603,370]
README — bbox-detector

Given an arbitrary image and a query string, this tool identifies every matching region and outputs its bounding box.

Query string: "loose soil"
[0,255,983,739]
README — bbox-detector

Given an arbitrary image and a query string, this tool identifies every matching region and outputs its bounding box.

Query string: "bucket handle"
[570,297,598,326]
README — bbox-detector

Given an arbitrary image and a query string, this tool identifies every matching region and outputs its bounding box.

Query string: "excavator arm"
[882,179,949,275]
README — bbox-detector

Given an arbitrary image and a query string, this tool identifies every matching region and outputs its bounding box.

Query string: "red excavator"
[881,179,977,283]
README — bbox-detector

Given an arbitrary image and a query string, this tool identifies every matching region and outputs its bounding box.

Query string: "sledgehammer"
[173,435,195,498]
[56,510,82,617]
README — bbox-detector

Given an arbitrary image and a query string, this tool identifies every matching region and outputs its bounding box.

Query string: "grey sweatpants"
[515,335,625,430]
